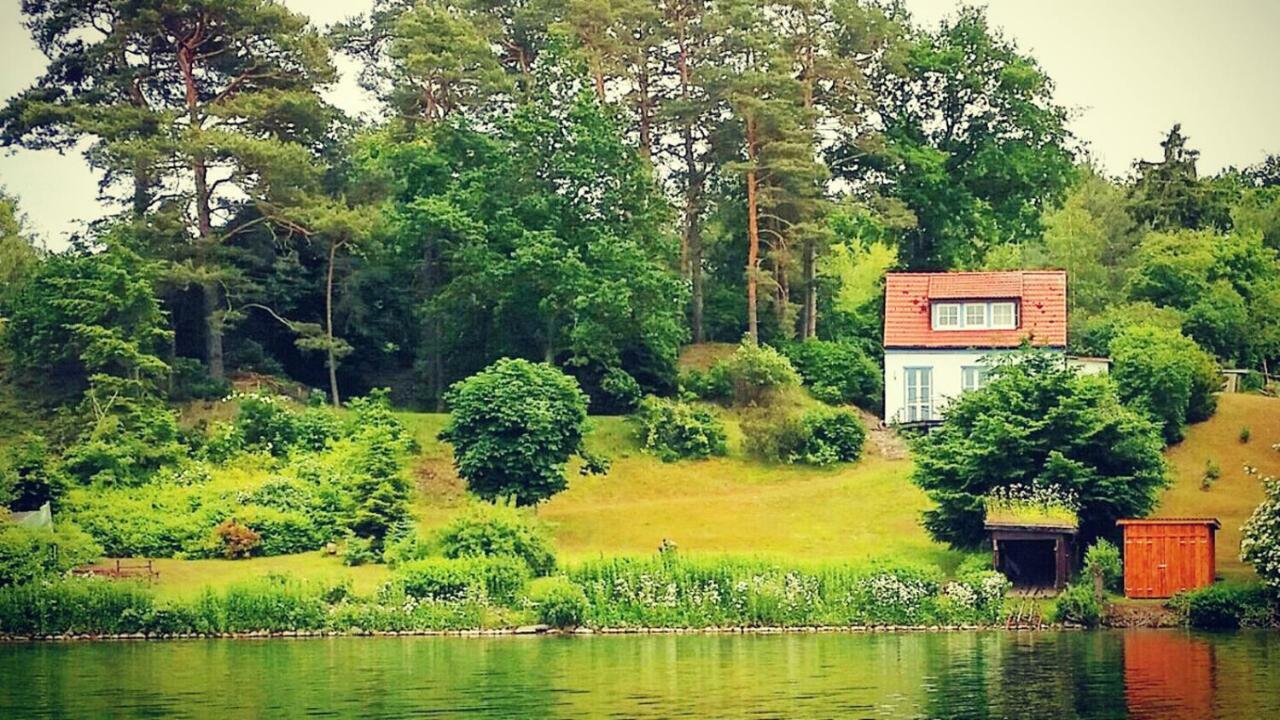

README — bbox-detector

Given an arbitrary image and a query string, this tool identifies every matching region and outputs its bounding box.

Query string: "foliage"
[742,406,866,466]
[1072,301,1185,358]
[1109,324,1220,443]
[1083,539,1123,594]
[782,340,883,409]
[0,433,67,511]
[0,524,102,587]
[913,352,1167,548]
[678,367,732,402]
[983,485,1079,528]
[436,501,557,576]
[1051,583,1101,627]
[389,556,530,606]
[631,396,727,462]
[568,555,1005,628]
[1176,583,1275,630]
[211,520,261,560]
[1241,476,1280,590]
[1240,426,1251,444]
[344,426,413,552]
[527,576,589,629]
[440,359,602,505]
[716,341,802,406]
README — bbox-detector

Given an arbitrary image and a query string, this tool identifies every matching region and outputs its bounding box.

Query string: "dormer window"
[932,300,1019,330]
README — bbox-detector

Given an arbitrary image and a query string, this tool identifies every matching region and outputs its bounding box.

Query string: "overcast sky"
[2,0,1278,248]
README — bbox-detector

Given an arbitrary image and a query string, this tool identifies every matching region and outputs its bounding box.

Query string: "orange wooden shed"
[1117,518,1220,599]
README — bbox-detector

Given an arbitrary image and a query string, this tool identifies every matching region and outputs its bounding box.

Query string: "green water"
[1,631,1278,718]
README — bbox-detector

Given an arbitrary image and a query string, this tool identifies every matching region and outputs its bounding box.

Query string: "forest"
[1,1,1278,416]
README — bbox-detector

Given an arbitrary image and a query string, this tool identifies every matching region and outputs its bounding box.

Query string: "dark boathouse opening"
[985,521,1078,592]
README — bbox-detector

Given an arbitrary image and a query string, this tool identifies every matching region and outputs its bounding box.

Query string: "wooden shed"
[1118,518,1220,599]
[986,519,1078,591]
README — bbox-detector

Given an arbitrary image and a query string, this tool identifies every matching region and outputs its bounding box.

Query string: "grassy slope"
[406,410,963,570]
[1156,393,1280,579]
[91,389,1280,595]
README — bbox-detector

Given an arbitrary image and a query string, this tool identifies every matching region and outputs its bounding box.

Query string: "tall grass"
[569,555,1007,628]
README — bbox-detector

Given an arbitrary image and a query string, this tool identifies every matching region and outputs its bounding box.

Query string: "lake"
[2,631,1278,718]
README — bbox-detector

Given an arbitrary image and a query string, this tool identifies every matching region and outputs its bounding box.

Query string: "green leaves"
[913,352,1167,548]
[439,358,597,505]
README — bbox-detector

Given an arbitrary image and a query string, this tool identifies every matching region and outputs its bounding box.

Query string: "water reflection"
[1,631,1278,718]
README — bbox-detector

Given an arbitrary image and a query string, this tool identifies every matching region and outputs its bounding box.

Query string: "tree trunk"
[636,47,652,159]
[687,191,704,344]
[803,238,817,339]
[179,32,224,379]
[745,120,761,345]
[325,239,341,408]
[676,22,704,343]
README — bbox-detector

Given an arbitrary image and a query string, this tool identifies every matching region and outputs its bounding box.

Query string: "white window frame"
[904,367,933,422]
[932,300,1019,330]
[990,301,1017,329]
[933,303,961,329]
[962,366,989,392]
[964,303,988,328]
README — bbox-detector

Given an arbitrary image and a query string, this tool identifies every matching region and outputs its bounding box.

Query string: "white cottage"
[882,270,1068,424]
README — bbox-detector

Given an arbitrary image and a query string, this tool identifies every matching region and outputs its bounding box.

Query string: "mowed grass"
[1157,393,1280,579]
[89,554,392,601]
[408,410,964,571]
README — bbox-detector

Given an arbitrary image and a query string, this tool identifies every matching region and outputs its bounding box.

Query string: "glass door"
[905,367,932,422]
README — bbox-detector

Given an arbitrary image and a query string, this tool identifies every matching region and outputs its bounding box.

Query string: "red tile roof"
[883,271,1067,349]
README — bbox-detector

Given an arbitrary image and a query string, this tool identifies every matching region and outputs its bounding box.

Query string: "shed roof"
[884,270,1067,349]
[1117,517,1221,529]
[985,519,1079,534]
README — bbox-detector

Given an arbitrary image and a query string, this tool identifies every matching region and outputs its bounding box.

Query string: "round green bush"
[718,341,801,405]
[437,502,557,576]
[782,340,883,409]
[529,576,589,628]
[1051,583,1101,627]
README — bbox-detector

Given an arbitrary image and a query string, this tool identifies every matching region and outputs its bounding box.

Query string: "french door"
[904,367,933,422]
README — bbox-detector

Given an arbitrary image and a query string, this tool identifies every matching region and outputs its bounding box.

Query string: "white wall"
[884,349,1064,423]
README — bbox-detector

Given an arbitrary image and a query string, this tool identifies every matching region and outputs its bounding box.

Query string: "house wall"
[883,348,1065,423]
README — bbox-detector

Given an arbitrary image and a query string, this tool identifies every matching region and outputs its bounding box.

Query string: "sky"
[1,0,1278,248]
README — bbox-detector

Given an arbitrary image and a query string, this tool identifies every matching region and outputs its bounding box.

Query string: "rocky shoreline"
[1,622,1097,643]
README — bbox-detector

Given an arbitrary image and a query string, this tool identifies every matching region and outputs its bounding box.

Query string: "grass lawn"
[408,410,965,572]
[89,554,391,601]
[1156,393,1280,580]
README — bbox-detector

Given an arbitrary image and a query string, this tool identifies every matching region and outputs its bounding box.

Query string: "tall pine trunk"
[803,239,817,339]
[325,239,341,407]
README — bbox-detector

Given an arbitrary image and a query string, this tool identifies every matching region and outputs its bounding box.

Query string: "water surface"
[2,630,1278,718]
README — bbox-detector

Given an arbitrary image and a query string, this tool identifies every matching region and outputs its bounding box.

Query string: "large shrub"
[1175,583,1274,630]
[0,524,102,586]
[436,501,557,576]
[782,340,882,409]
[1083,539,1123,594]
[439,358,604,505]
[913,352,1167,548]
[717,340,801,405]
[1051,583,1101,627]
[1241,476,1280,590]
[390,556,530,606]
[1109,324,1219,443]
[528,576,588,628]
[742,406,865,466]
[0,433,67,511]
[631,396,727,461]
[345,425,413,551]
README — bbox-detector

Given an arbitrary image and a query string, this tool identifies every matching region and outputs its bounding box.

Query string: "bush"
[717,340,801,405]
[631,396,727,462]
[1241,477,1280,590]
[528,576,588,628]
[390,556,530,606]
[1202,459,1221,490]
[0,577,154,635]
[344,425,413,551]
[1083,539,1123,594]
[598,367,642,413]
[440,358,603,506]
[0,524,102,586]
[782,340,882,409]
[235,393,300,455]
[1051,583,1101,627]
[234,506,323,557]
[168,357,231,402]
[742,406,865,466]
[678,366,731,402]
[436,502,557,576]
[343,537,378,566]
[1240,426,1251,444]
[1110,324,1219,443]
[1178,583,1273,630]
[211,519,260,559]
[0,434,68,511]
[913,351,1167,548]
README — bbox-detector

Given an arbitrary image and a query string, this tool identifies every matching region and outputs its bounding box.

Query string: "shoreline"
[1,623,1095,643]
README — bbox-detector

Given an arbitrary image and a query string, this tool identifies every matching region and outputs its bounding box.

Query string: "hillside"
[405,411,960,569]
[1156,393,1280,579]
